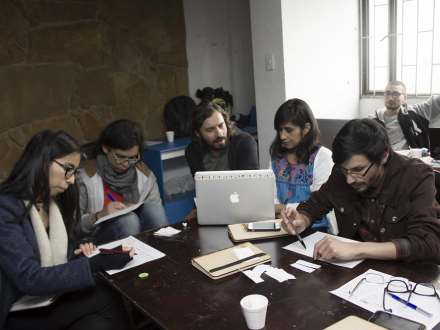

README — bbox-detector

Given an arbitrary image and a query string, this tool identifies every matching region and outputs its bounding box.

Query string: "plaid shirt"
[300,167,412,261]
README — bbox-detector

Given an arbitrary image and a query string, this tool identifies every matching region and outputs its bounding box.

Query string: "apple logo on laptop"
[230,192,239,203]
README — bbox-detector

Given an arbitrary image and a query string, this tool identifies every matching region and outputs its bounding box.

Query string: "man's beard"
[201,135,227,151]
[386,101,400,111]
[352,168,381,195]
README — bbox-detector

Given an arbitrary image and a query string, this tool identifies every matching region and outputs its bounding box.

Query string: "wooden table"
[99,213,440,330]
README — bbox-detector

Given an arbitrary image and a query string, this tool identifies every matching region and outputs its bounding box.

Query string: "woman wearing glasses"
[269,99,337,233]
[0,129,134,329]
[77,119,169,245]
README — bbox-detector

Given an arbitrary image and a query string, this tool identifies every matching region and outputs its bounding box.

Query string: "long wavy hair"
[190,101,237,154]
[0,129,82,241]
[269,99,321,163]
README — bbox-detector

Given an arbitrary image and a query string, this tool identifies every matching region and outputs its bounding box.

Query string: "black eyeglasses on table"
[349,273,438,317]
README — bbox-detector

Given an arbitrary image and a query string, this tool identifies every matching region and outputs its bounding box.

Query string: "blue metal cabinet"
[142,137,195,224]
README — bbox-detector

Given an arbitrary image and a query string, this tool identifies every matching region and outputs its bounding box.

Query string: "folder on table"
[191,242,271,280]
[324,316,386,330]
[228,219,290,242]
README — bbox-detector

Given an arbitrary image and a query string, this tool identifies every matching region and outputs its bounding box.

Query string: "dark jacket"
[0,195,95,329]
[185,126,259,177]
[371,95,440,149]
[297,153,440,264]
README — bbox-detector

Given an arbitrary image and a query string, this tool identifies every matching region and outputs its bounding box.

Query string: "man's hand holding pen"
[280,208,308,235]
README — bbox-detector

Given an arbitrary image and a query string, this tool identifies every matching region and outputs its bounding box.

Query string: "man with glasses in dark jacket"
[281,118,440,264]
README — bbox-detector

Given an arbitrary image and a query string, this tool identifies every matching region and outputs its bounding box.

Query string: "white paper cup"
[240,294,268,329]
[411,148,422,159]
[166,131,174,142]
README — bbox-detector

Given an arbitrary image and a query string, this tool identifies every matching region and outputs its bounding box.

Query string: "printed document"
[94,202,144,225]
[282,231,364,268]
[89,236,165,275]
[330,269,440,330]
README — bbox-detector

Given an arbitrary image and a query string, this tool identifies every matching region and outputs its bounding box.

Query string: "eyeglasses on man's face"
[109,148,140,164]
[53,160,80,179]
[336,161,374,179]
[384,91,405,98]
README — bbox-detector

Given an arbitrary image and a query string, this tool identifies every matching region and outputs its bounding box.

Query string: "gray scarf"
[96,153,140,204]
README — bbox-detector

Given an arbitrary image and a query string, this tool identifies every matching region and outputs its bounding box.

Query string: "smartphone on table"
[247,222,281,232]
[368,311,426,330]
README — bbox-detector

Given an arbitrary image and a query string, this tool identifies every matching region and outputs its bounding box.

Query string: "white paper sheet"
[291,263,315,273]
[242,264,270,283]
[154,227,181,237]
[233,247,259,262]
[330,269,440,330]
[264,267,296,282]
[296,259,321,269]
[420,156,440,167]
[282,231,365,268]
[10,294,57,312]
[94,202,144,225]
[89,236,165,275]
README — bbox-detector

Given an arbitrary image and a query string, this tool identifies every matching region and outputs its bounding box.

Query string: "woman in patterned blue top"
[269,99,337,233]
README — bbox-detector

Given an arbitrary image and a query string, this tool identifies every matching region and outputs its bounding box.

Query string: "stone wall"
[0,0,189,180]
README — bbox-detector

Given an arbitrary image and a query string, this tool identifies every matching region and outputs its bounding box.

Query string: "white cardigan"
[269,146,338,234]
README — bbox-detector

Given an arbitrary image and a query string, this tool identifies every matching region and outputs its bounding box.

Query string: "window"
[361,0,440,96]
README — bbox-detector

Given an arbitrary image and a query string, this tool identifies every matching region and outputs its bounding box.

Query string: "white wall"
[183,0,256,115]
[281,0,360,119]
[249,0,286,168]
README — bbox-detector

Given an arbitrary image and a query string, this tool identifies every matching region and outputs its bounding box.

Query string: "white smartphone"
[247,222,281,232]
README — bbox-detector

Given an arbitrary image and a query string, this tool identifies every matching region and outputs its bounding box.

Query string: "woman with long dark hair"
[269,99,336,233]
[0,129,134,329]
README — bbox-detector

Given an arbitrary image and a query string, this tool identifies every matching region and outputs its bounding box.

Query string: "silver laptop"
[195,169,275,225]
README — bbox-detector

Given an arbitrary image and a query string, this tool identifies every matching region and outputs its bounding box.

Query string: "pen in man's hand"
[99,249,137,256]
[283,209,306,249]
[107,193,116,202]
[387,292,432,318]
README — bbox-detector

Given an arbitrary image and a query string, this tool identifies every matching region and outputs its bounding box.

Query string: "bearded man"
[281,118,440,264]
[185,101,259,177]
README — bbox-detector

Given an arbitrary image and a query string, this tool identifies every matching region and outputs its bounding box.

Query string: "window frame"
[361,0,438,97]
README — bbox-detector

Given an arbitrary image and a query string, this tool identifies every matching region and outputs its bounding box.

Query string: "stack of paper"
[154,227,181,237]
[291,260,321,273]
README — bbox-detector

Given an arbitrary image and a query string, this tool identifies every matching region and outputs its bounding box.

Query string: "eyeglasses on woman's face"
[109,148,140,164]
[52,160,80,179]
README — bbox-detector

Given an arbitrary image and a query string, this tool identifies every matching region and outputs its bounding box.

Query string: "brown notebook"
[228,219,290,242]
[191,242,271,280]
[324,316,386,330]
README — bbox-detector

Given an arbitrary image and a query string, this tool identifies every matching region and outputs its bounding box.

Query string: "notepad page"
[282,231,364,268]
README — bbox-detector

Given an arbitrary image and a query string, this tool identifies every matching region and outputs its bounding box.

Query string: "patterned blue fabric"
[272,147,327,230]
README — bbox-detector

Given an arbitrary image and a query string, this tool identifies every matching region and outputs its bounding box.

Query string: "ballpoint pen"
[107,193,116,202]
[99,249,137,256]
[283,209,306,249]
[387,292,432,318]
